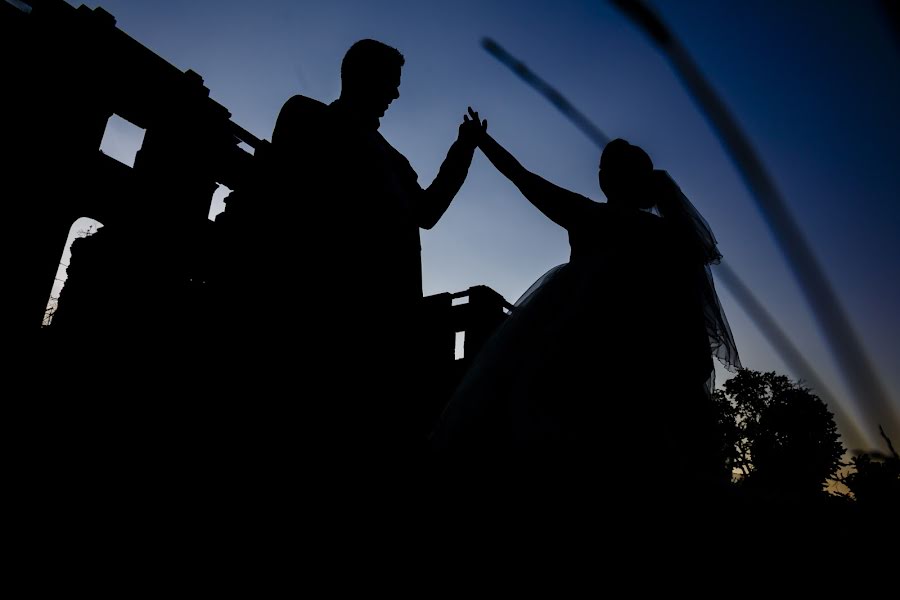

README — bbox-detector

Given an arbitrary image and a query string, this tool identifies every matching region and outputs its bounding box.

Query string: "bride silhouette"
[434,112,740,496]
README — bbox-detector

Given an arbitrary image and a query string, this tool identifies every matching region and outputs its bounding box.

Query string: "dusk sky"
[61,0,899,450]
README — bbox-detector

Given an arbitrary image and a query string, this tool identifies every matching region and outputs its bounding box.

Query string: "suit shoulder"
[281,94,327,115]
[273,95,328,146]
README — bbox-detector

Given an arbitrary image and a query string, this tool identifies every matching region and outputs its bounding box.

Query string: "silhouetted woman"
[434,113,740,497]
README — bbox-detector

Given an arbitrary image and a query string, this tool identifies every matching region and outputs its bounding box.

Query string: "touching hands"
[458,106,487,147]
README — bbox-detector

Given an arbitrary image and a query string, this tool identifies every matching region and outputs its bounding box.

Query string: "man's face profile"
[369,66,401,117]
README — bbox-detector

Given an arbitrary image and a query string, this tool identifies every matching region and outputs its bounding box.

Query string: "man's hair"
[341,39,405,85]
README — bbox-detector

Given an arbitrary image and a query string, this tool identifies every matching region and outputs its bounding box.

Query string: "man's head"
[340,39,405,120]
[598,138,655,209]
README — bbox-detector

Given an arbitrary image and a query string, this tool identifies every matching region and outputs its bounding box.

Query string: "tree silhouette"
[712,369,844,497]
[835,426,900,511]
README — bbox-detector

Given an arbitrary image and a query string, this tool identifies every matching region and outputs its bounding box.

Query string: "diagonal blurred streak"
[608,0,896,447]
[880,0,900,51]
[483,38,609,148]
[715,263,867,448]
[482,36,870,448]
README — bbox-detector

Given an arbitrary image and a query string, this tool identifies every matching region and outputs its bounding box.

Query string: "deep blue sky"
[66,0,899,450]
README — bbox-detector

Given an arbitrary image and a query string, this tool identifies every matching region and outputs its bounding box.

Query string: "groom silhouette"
[251,39,483,454]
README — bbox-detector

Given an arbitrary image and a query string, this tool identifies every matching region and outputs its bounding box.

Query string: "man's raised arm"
[417,108,486,229]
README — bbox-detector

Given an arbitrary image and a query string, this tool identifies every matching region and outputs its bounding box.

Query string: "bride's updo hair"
[598,139,656,209]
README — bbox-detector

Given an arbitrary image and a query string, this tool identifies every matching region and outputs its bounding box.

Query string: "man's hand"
[458,106,487,147]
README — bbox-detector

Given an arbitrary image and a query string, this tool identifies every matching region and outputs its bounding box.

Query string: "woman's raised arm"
[478,125,595,230]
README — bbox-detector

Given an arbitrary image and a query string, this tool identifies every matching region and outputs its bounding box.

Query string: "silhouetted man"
[257,39,482,455]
